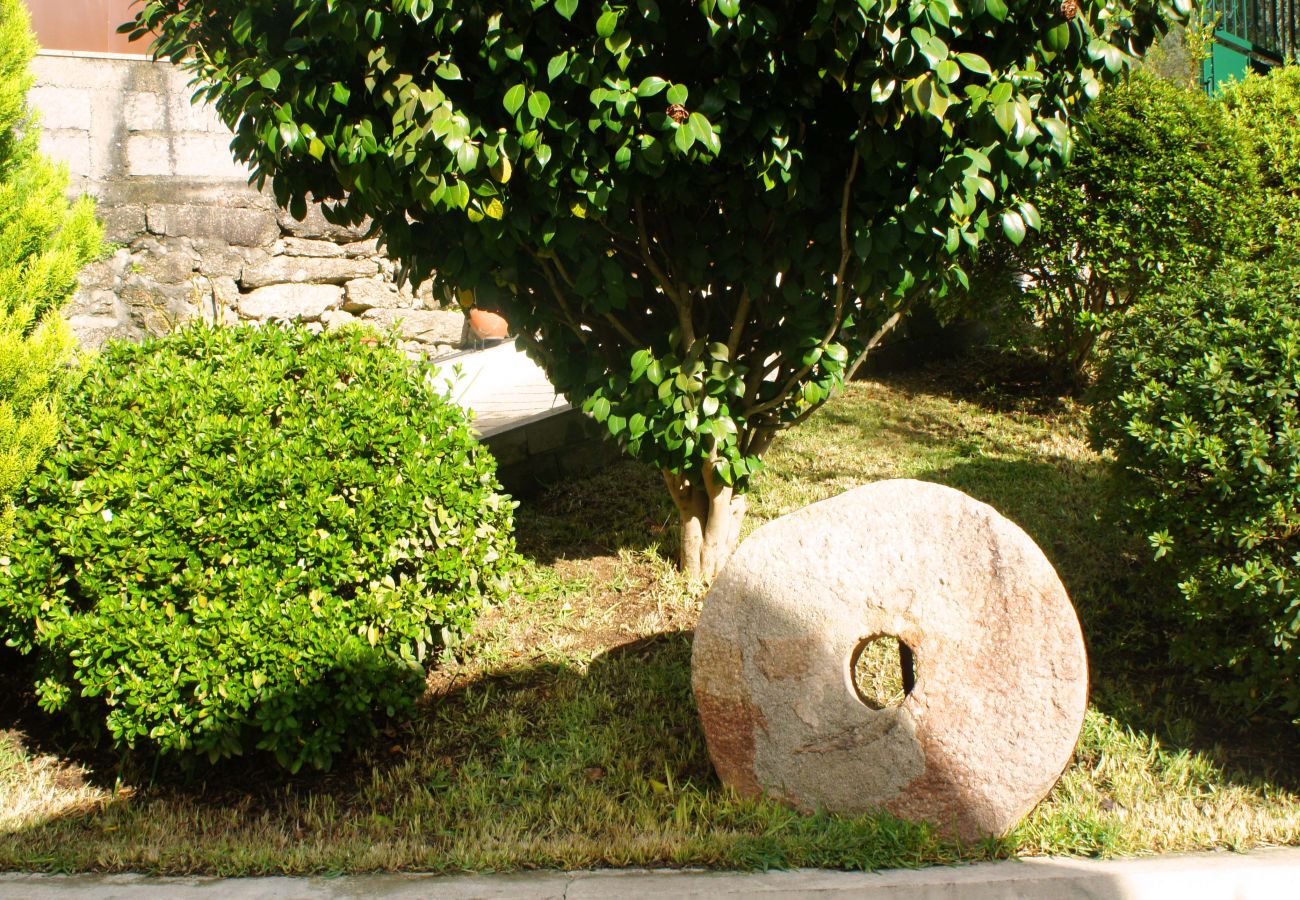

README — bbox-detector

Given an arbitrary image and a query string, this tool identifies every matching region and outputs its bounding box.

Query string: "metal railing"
[1208,0,1300,60]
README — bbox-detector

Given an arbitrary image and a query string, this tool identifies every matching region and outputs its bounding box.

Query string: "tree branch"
[636,199,694,347]
[743,150,861,418]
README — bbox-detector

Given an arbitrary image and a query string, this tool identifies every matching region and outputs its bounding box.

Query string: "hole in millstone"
[850,635,916,710]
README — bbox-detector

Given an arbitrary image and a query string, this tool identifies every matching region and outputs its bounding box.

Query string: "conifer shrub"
[0,0,103,539]
[0,324,517,771]
[1092,257,1300,724]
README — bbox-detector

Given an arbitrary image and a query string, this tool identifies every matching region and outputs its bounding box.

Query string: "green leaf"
[993,99,1016,135]
[689,113,719,154]
[1045,23,1071,53]
[527,90,552,120]
[503,84,526,115]
[637,76,669,97]
[554,0,579,20]
[666,84,689,105]
[587,396,611,420]
[597,9,620,37]
[1001,209,1026,245]
[985,0,1008,20]
[259,69,281,90]
[674,123,695,152]
[547,52,569,82]
[956,52,992,77]
[1018,200,1041,231]
[456,142,480,173]
[631,349,652,380]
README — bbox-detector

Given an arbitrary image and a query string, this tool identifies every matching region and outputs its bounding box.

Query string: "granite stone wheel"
[691,480,1088,841]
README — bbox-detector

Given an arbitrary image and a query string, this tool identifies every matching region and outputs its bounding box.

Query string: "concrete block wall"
[28,52,468,355]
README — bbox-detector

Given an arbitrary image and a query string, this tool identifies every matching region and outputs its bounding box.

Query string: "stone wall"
[28,52,468,355]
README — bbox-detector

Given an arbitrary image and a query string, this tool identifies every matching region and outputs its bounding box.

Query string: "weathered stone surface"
[99,205,146,244]
[238,284,342,322]
[274,238,347,259]
[692,480,1088,842]
[360,308,464,345]
[277,205,372,242]
[320,309,361,331]
[147,205,279,247]
[241,255,378,289]
[342,277,401,313]
[341,238,381,258]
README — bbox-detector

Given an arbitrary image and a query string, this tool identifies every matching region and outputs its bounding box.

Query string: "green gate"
[1202,0,1300,91]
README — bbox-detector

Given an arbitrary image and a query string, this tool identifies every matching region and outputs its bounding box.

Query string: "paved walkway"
[3,848,1299,899]
[438,339,568,438]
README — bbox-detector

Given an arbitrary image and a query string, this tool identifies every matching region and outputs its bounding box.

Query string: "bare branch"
[726,286,753,358]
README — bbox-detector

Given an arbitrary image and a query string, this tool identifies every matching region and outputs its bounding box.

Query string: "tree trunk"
[663,468,748,583]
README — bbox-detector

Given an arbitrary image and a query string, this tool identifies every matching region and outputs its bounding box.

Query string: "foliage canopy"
[962,70,1256,385]
[131,0,1181,576]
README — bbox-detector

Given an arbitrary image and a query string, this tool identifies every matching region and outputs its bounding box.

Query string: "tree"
[130,0,1181,579]
[0,0,102,540]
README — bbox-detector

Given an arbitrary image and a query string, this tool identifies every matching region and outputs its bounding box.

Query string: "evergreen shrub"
[0,0,103,539]
[0,323,517,771]
[1220,64,1300,249]
[965,71,1255,386]
[1092,257,1300,724]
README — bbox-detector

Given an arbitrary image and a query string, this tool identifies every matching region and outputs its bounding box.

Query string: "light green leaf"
[1001,209,1027,245]
[547,52,569,82]
[637,76,669,97]
[503,84,526,115]
[527,90,552,120]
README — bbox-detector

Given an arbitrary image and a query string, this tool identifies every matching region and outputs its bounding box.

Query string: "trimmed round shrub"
[1091,257,1300,724]
[0,323,517,771]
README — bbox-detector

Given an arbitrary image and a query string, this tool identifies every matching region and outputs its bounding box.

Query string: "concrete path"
[3,848,1300,899]
[438,339,568,439]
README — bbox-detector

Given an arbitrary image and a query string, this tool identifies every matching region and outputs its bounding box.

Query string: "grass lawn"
[2,367,1299,874]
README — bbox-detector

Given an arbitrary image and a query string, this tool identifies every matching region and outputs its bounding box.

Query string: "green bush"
[0,0,103,539]
[1219,64,1300,250]
[965,71,1256,387]
[0,323,517,771]
[1091,257,1300,724]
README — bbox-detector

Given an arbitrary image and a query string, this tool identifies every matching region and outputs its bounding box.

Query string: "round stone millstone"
[691,479,1088,841]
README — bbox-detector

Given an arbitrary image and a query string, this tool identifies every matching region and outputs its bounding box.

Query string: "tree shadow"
[914,452,1300,791]
[0,638,460,803]
[0,630,725,871]
[512,458,677,565]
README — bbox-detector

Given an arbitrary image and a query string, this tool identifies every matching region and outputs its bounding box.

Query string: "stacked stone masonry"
[29,52,468,355]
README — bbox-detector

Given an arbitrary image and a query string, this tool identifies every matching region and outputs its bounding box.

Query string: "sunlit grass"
[2,375,1297,873]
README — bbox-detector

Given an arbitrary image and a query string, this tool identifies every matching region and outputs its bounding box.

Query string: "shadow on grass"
[513,459,677,565]
[915,452,1300,791]
[0,629,959,874]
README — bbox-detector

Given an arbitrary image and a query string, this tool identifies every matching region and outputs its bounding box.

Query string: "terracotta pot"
[468,308,509,341]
